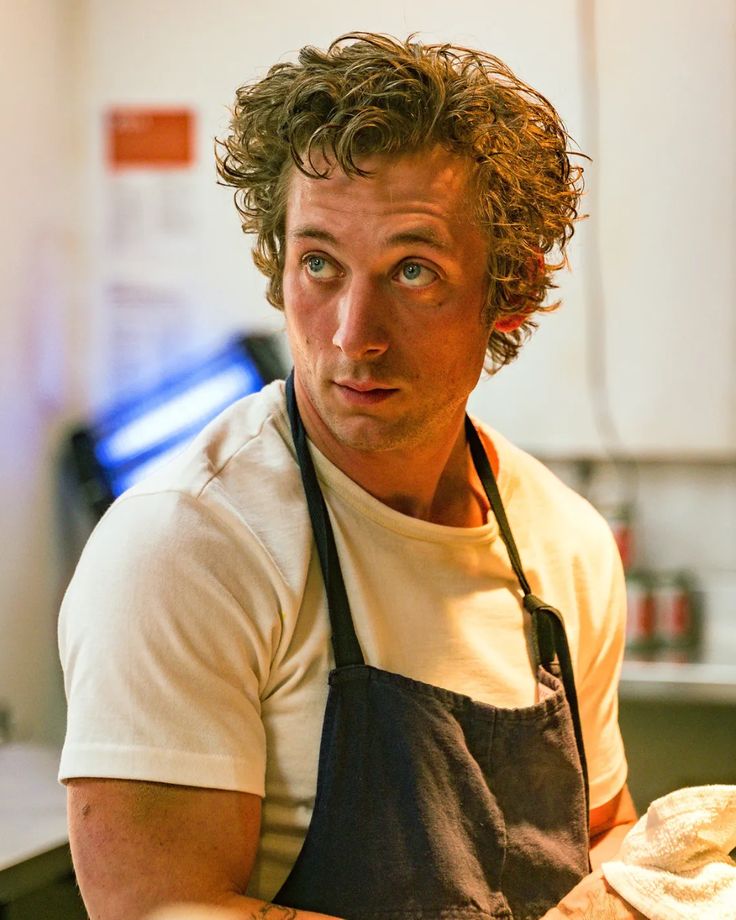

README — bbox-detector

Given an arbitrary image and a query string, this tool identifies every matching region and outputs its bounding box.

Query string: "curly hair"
[216,32,585,371]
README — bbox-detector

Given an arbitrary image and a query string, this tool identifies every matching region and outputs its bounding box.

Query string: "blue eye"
[399,262,436,287]
[304,255,338,279]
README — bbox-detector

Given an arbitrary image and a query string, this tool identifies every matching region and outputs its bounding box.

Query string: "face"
[282,146,491,461]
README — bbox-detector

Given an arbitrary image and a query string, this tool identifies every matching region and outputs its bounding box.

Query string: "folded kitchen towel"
[602,784,736,920]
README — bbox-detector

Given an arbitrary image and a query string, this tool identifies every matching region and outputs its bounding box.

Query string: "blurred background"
[1,0,735,915]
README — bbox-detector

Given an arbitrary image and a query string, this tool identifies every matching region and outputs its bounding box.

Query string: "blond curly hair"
[216,32,585,371]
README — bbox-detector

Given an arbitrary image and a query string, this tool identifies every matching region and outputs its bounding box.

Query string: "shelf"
[619,660,736,704]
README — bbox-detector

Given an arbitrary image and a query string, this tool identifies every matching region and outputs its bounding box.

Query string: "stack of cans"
[624,570,700,662]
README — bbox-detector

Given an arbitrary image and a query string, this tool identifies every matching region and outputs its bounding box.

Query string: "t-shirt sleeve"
[575,522,629,810]
[58,489,284,795]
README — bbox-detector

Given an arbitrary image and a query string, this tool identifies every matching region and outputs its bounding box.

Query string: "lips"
[334,379,399,405]
[336,379,397,393]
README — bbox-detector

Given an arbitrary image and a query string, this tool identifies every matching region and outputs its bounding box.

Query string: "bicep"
[68,778,262,920]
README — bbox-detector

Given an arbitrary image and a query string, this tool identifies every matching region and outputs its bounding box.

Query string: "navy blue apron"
[275,373,590,919]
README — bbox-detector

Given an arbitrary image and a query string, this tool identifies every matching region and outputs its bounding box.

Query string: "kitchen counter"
[0,743,84,918]
[620,659,736,703]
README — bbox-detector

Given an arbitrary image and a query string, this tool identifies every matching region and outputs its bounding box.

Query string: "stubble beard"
[318,382,467,456]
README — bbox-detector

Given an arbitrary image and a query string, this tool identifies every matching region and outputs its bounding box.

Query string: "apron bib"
[274,373,590,920]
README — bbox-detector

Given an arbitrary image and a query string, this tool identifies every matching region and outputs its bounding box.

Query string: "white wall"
[0,0,82,741]
[469,0,736,457]
[1,0,734,742]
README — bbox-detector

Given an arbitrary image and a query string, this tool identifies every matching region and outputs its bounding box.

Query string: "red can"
[625,571,656,659]
[652,571,698,661]
[603,503,635,572]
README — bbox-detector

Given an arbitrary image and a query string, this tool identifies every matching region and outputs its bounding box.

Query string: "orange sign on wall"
[107,109,194,169]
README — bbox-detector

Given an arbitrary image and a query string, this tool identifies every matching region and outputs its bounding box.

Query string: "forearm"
[540,869,646,920]
[223,894,342,920]
[147,895,342,920]
[150,881,645,920]
[144,838,639,920]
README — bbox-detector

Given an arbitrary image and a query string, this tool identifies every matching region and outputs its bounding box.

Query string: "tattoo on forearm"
[581,888,637,919]
[249,904,298,920]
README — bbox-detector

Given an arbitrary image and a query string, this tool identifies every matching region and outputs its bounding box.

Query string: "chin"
[328,415,425,454]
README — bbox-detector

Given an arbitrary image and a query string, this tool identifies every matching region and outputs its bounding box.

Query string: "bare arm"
[67,778,342,920]
[540,869,647,920]
[69,777,640,920]
[588,784,638,868]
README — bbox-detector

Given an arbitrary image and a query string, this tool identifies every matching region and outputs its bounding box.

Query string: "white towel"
[602,784,736,920]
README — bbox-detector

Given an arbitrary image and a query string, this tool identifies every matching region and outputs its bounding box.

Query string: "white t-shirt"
[59,380,628,900]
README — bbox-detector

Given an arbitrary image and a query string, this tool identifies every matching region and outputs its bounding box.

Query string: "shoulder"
[60,381,315,660]
[482,423,616,556]
[95,380,312,588]
[124,378,295,511]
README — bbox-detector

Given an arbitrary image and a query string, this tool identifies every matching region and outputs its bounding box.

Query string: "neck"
[294,385,497,528]
[333,425,482,526]
[379,431,492,527]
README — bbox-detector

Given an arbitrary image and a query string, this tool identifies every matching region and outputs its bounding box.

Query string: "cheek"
[281,265,303,314]
[283,293,334,358]
[284,264,324,312]
[283,271,313,329]
[432,315,488,378]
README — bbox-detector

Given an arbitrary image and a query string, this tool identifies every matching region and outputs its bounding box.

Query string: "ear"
[493,250,545,333]
[492,312,527,333]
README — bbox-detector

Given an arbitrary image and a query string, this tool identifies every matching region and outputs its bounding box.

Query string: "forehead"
[284,147,478,235]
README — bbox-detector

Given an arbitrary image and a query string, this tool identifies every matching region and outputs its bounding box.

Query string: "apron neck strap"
[465,417,533,596]
[465,417,578,667]
[286,373,563,671]
[286,372,365,667]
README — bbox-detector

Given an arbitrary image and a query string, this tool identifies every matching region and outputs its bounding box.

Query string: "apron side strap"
[526,595,591,831]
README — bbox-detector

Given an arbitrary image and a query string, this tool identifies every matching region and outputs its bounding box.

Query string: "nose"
[332,277,389,360]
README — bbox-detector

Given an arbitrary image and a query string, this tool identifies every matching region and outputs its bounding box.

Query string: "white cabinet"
[470,0,736,459]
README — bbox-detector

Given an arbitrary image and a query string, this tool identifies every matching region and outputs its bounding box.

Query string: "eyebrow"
[289,225,451,251]
[289,227,338,244]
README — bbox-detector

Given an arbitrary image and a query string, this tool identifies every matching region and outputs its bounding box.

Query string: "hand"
[540,869,648,920]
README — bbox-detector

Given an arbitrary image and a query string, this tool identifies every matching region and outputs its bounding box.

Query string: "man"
[60,33,642,920]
